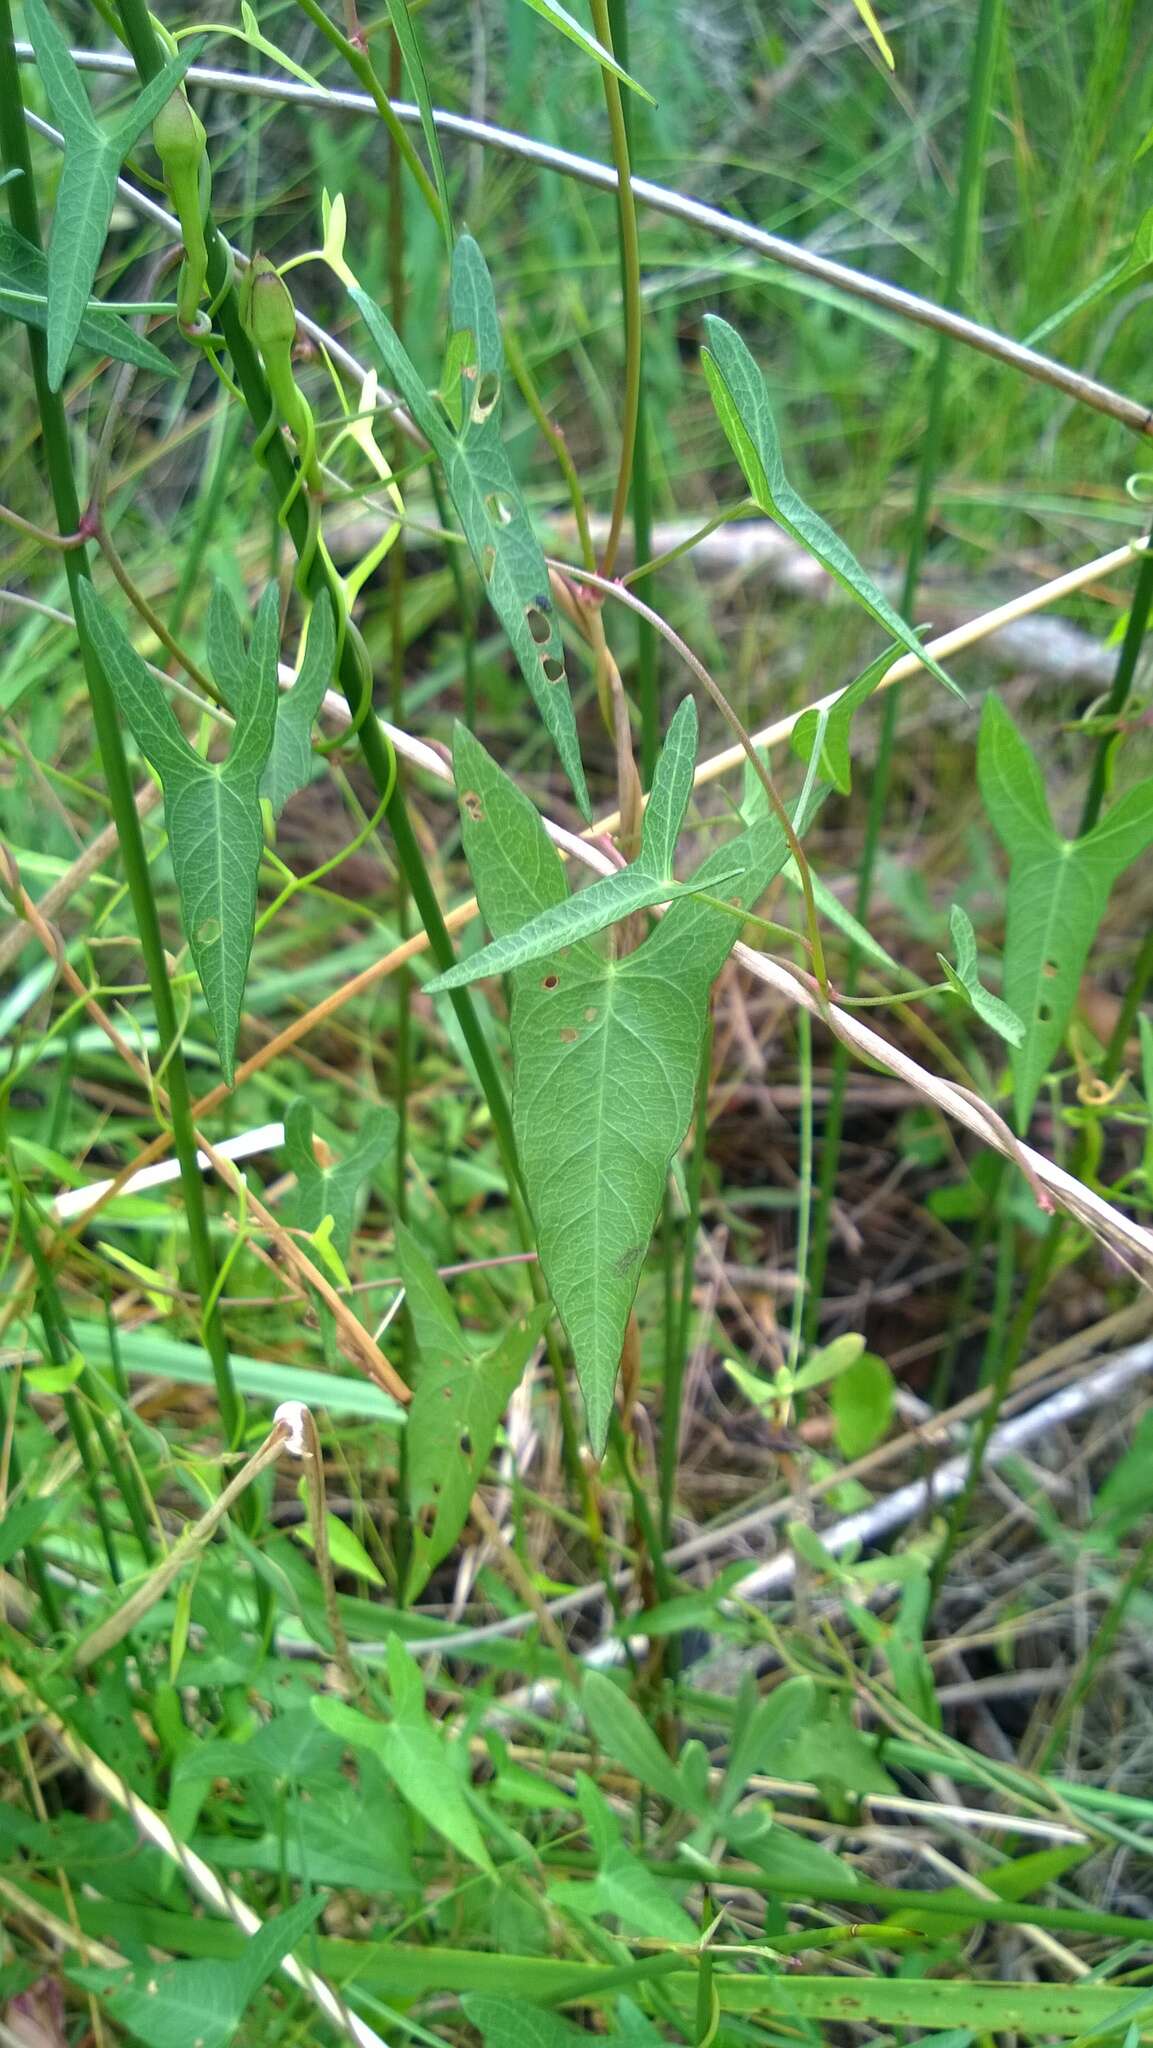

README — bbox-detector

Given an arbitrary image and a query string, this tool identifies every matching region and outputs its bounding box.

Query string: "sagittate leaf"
[23,0,198,389]
[396,1222,551,1600]
[701,315,960,701]
[281,1095,395,1261]
[350,237,590,819]
[429,699,725,992]
[549,1776,698,1943]
[0,222,174,377]
[70,1893,322,2048]
[262,592,336,816]
[938,902,1024,1047]
[451,721,803,1453]
[78,580,277,1082]
[978,694,1153,1127]
[315,1645,494,1872]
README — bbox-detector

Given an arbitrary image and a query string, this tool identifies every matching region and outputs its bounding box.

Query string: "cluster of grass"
[2,1,1153,2043]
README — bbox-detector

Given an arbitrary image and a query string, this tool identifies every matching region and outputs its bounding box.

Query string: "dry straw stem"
[71,1419,291,1666]
[0,1665,392,2048]
[14,44,1153,441]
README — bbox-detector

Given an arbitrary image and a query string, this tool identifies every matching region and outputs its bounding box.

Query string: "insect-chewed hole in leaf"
[542,973,559,990]
[525,604,552,645]
[481,544,496,582]
[1039,958,1059,1021]
[472,370,500,421]
[484,490,514,527]
[542,655,565,684]
[459,1430,472,1455]
[462,789,485,823]
[417,1503,436,1537]
[195,917,221,945]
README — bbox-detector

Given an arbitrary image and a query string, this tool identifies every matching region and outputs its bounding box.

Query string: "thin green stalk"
[168,403,247,639]
[389,23,414,1600]
[606,0,657,784]
[1079,538,1153,836]
[0,1385,60,1634]
[789,1010,813,1376]
[1038,1529,1153,1772]
[589,0,643,587]
[542,1849,1147,1939]
[15,1198,122,1585]
[289,0,443,229]
[804,0,1002,1347]
[0,9,241,1446]
[660,1022,712,1546]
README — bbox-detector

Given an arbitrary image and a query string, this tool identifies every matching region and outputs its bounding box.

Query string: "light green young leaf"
[789,644,901,794]
[24,0,198,389]
[701,315,960,700]
[351,246,589,817]
[939,902,1024,1047]
[396,1222,551,1599]
[315,1681,494,1872]
[294,1508,385,1585]
[383,0,453,249]
[452,722,802,1452]
[70,1893,322,2048]
[831,1349,894,1458]
[512,0,656,101]
[78,579,277,1081]
[791,1331,867,1395]
[582,1669,694,1811]
[177,4,325,90]
[281,1098,394,1261]
[0,222,174,376]
[978,695,1153,1125]
[262,593,336,816]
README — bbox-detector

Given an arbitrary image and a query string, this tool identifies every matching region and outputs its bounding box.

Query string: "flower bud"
[242,254,297,359]
[153,88,206,183]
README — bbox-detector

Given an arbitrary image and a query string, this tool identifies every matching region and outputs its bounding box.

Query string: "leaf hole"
[481,544,496,582]
[542,973,559,991]
[525,604,551,645]
[472,370,500,420]
[195,917,221,945]
[459,1430,472,1454]
[484,490,514,527]
[542,655,565,684]
[462,789,485,823]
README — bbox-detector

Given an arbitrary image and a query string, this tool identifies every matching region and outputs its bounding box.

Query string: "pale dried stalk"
[0,1665,392,2048]
[73,1423,291,1667]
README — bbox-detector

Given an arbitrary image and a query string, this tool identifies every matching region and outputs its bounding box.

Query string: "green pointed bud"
[242,254,298,359]
[153,87,207,182]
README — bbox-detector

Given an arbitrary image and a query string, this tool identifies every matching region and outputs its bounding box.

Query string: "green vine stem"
[0,0,243,1446]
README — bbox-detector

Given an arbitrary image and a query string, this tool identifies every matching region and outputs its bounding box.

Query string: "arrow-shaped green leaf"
[978,693,1153,1126]
[938,902,1024,1047]
[702,314,961,701]
[428,700,732,992]
[25,0,199,389]
[78,580,277,1082]
[281,1096,395,1261]
[451,719,808,1452]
